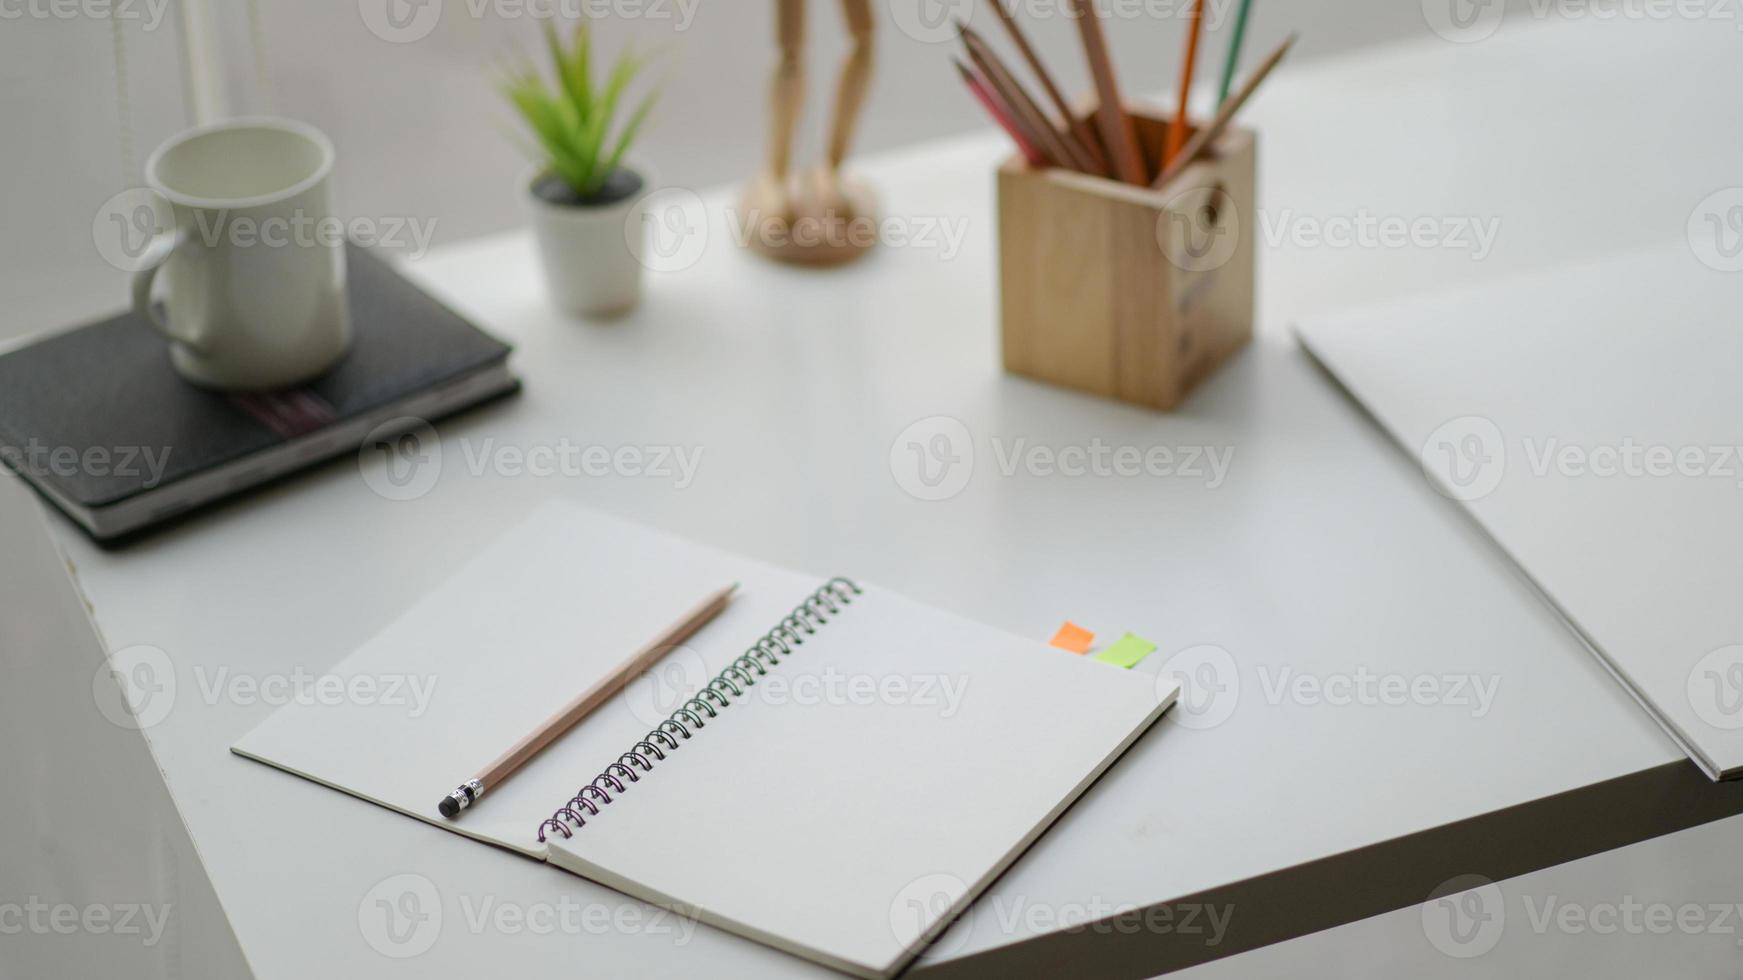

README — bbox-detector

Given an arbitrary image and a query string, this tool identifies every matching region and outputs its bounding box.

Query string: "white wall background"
[1,11,187,341]
[204,0,1446,245]
[2,0,1502,343]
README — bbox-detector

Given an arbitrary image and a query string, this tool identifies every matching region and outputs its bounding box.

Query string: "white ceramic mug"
[133,117,351,390]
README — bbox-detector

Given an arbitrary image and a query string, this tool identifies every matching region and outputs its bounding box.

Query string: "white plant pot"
[524,168,649,318]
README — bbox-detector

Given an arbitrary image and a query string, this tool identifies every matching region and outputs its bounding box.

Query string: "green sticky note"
[1094,633,1158,669]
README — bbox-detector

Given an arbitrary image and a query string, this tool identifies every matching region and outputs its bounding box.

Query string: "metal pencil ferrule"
[447,778,484,812]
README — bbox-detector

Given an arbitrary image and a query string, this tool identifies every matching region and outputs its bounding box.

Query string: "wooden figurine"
[739,0,878,266]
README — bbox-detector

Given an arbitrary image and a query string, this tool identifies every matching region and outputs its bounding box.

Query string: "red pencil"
[1164,0,1205,169]
[956,60,1048,167]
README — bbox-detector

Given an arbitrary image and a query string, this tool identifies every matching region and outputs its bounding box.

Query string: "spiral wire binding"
[537,577,862,843]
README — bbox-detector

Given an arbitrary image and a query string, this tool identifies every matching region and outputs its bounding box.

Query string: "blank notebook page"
[232,501,822,855]
[546,583,1170,978]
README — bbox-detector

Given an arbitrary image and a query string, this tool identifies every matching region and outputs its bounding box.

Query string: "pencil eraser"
[438,795,460,819]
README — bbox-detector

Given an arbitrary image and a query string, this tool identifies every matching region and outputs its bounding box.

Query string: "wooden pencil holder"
[997,109,1256,411]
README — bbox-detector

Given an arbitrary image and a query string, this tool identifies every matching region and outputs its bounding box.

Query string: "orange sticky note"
[1049,622,1095,654]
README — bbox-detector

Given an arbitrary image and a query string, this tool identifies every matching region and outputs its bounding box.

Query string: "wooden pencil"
[961,27,1096,173]
[1163,0,1205,168]
[985,0,1111,176]
[1151,32,1293,188]
[1068,0,1147,184]
[957,59,1049,166]
[438,583,739,819]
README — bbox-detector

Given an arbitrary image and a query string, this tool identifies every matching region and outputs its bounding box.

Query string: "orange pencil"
[1163,0,1205,168]
[1152,32,1294,188]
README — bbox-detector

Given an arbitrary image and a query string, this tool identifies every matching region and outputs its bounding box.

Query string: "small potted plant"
[503,22,660,317]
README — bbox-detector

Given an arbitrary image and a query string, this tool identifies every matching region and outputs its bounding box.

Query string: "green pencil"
[1215,0,1256,109]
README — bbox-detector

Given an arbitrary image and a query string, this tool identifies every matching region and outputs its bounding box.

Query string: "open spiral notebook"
[233,501,1176,978]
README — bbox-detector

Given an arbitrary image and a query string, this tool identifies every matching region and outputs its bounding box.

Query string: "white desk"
[48,15,1743,979]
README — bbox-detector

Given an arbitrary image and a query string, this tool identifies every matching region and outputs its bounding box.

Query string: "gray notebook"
[0,244,515,542]
[1297,242,1743,779]
[233,501,1176,977]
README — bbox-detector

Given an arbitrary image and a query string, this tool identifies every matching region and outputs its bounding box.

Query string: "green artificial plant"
[502,21,659,202]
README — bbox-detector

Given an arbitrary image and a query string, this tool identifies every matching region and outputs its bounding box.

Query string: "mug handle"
[130,231,211,354]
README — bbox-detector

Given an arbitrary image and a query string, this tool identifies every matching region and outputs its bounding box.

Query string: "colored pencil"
[985,0,1111,175]
[1163,0,1205,168]
[957,60,1048,166]
[1216,0,1256,109]
[961,26,1098,174]
[1152,32,1293,188]
[1068,0,1147,184]
[438,583,739,819]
